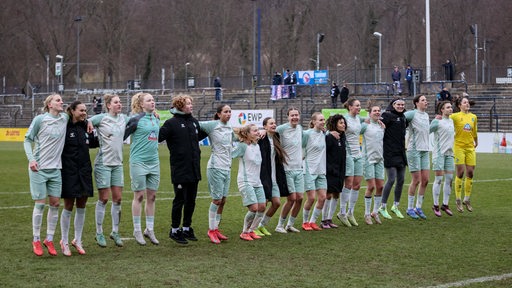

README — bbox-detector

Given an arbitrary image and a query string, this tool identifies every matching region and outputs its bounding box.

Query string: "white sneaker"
[60,240,71,257]
[133,230,146,246]
[274,226,287,233]
[143,228,159,245]
[285,225,300,233]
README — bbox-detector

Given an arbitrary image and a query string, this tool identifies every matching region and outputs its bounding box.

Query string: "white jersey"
[276,123,303,171]
[430,117,454,157]
[268,135,277,182]
[200,120,233,171]
[345,114,362,158]
[24,112,68,169]
[232,142,262,187]
[302,128,326,175]
[361,121,384,164]
[405,110,430,151]
[90,113,129,166]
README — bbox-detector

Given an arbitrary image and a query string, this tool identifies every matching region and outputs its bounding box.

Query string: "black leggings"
[382,166,406,204]
[171,182,199,228]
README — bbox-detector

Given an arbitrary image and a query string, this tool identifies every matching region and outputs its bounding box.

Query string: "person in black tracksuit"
[60,101,98,255]
[379,98,408,219]
[256,117,289,235]
[159,95,207,244]
[324,114,347,228]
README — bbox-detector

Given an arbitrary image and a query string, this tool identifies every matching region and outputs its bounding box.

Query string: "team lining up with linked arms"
[24,92,478,256]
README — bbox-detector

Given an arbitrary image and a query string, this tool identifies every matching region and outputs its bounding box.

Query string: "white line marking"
[423,273,512,288]
[1,177,511,210]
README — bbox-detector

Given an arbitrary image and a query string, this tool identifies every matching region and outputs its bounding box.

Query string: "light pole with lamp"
[316,33,324,71]
[56,55,64,93]
[373,32,382,83]
[185,62,190,89]
[75,16,82,90]
[470,24,478,83]
[336,64,341,84]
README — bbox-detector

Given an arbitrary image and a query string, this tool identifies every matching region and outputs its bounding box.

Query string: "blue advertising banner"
[297,70,329,85]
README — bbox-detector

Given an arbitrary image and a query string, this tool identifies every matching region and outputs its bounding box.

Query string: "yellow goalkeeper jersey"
[450,111,478,149]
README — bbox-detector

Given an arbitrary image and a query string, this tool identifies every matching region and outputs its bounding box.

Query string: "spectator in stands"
[438,87,452,102]
[391,66,402,95]
[330,82,340,108]
[405,65,414,96]
[340,82,349,105]
[271,72,283,100]
[214,77,222,101]
[443,59,454,81]
[93,96,103,114]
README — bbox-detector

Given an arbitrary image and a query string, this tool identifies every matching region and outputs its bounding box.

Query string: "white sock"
[146,216,154,231]
[443,174,453,206]
[322,199,331,221]
[95,201,106,234]
[348,189,359,214]
[215,214,222,229]
[208,203,218,230]
[250,212,264,232]
[433,175,443,206]
[277,217,286,228]
[328,198,338,219]
[373,196,382,214]
[46,206,59,241]
[364,196,372,215]
[408,195,415,210]
[381,202,387,209]
[286,216,296,227]
[463,196,470,202]
[243,211,255,233]
[111,202,121,233]
[302,208,310,223]
[133,216,142,232]
[340,187,350,215]
[60,209,72,244]
[416,195,424,209]
[32,203,45,241]
[74,208,85,243]
[259,215,271,227]
[309,208,322,223]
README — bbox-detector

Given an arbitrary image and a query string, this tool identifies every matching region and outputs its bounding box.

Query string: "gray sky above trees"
[1,0,510,88]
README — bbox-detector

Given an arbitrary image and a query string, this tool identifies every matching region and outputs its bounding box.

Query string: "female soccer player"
[361,105,385,225]
[200,104,233,244]
[275,108,304,233]
[232,124,266,240]
[256,117,289,236]
[159,95,206,245]
[404,95,430,219]
[323,114,347,228]
[24,93,68,256]
[450,96,478,212]
[430,101,455,217]
[336,98,363,227]
[125,92,160,245]
[59,101,97,256]
[89,94,129,247]
[379,98,407,220]
[302,112,327,231]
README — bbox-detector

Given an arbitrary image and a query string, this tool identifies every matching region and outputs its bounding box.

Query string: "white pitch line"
[423,272,512,288]
[1,177,512,209]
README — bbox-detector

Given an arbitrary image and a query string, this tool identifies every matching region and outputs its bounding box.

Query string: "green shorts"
[363,160,385,180]
[407,150,430,172]
[432,154,455,172]
[207,168,231,200]
[285,170,304,193]
[304,173,327,191]
[271,180,281,198]
[94,164,124,189]
[346,155,364,177]
[129,162,160,192]
[239,183,265,206]
[29,169,62,200]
